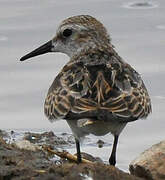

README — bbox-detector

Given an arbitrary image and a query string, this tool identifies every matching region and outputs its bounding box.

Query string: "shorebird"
[20,15,151,166]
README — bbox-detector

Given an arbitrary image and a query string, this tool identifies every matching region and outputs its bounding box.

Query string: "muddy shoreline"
[0,130,144,180]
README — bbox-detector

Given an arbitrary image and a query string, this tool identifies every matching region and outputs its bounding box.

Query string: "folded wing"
[44,58,152,122]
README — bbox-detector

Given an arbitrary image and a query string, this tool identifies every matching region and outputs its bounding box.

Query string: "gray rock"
[97,139,105,148]
[77,152,103,163]
[129,140,165,180]
[23,131,68,147]
[14,140,40,151]
[0,129,9,139]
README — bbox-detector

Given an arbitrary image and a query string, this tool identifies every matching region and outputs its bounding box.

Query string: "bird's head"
[20,15,111,61]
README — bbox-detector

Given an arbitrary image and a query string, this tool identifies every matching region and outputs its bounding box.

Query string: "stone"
[97,139,105,148]
[23,131,68,147]
[14,140,40,151]
[0,129,9,139]
[129,140,165,180]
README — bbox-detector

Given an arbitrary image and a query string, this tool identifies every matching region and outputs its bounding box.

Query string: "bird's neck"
[69,42,117,65]
[72,41,112,56]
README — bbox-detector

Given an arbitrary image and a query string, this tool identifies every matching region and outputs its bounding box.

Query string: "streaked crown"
[52,15,111,57]
[60,15,111,43]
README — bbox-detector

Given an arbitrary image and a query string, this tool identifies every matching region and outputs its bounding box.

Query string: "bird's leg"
[75,138,82,163]
[109,135,119,166]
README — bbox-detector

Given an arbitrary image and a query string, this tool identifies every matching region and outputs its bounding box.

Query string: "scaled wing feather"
[44,51,151,122]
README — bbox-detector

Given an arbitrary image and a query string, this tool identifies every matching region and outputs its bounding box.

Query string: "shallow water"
[1,0,165,171]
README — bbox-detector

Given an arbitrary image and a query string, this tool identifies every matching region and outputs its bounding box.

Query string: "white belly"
[66,119,127,140]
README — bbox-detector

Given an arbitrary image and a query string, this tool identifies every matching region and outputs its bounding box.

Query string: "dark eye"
[62,29,72,37]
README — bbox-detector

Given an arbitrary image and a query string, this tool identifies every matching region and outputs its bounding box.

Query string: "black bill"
[20,40,52,61]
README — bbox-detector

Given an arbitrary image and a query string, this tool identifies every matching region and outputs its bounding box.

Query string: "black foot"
[75,138,82,163]
[109,135,118,166]
[109,155,116,166]
[77,154,82,164]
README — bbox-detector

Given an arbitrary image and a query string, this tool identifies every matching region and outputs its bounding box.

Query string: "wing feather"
[44,55,151,122]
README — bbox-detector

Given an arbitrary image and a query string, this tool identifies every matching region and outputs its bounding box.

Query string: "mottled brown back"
[44,45,151,122]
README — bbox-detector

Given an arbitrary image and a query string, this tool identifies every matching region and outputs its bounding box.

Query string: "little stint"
[20,15,152,166]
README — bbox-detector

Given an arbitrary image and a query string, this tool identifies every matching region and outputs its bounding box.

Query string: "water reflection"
[123,0,158,9]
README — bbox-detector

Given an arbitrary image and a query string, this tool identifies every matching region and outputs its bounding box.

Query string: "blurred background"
[0,0,165,170]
